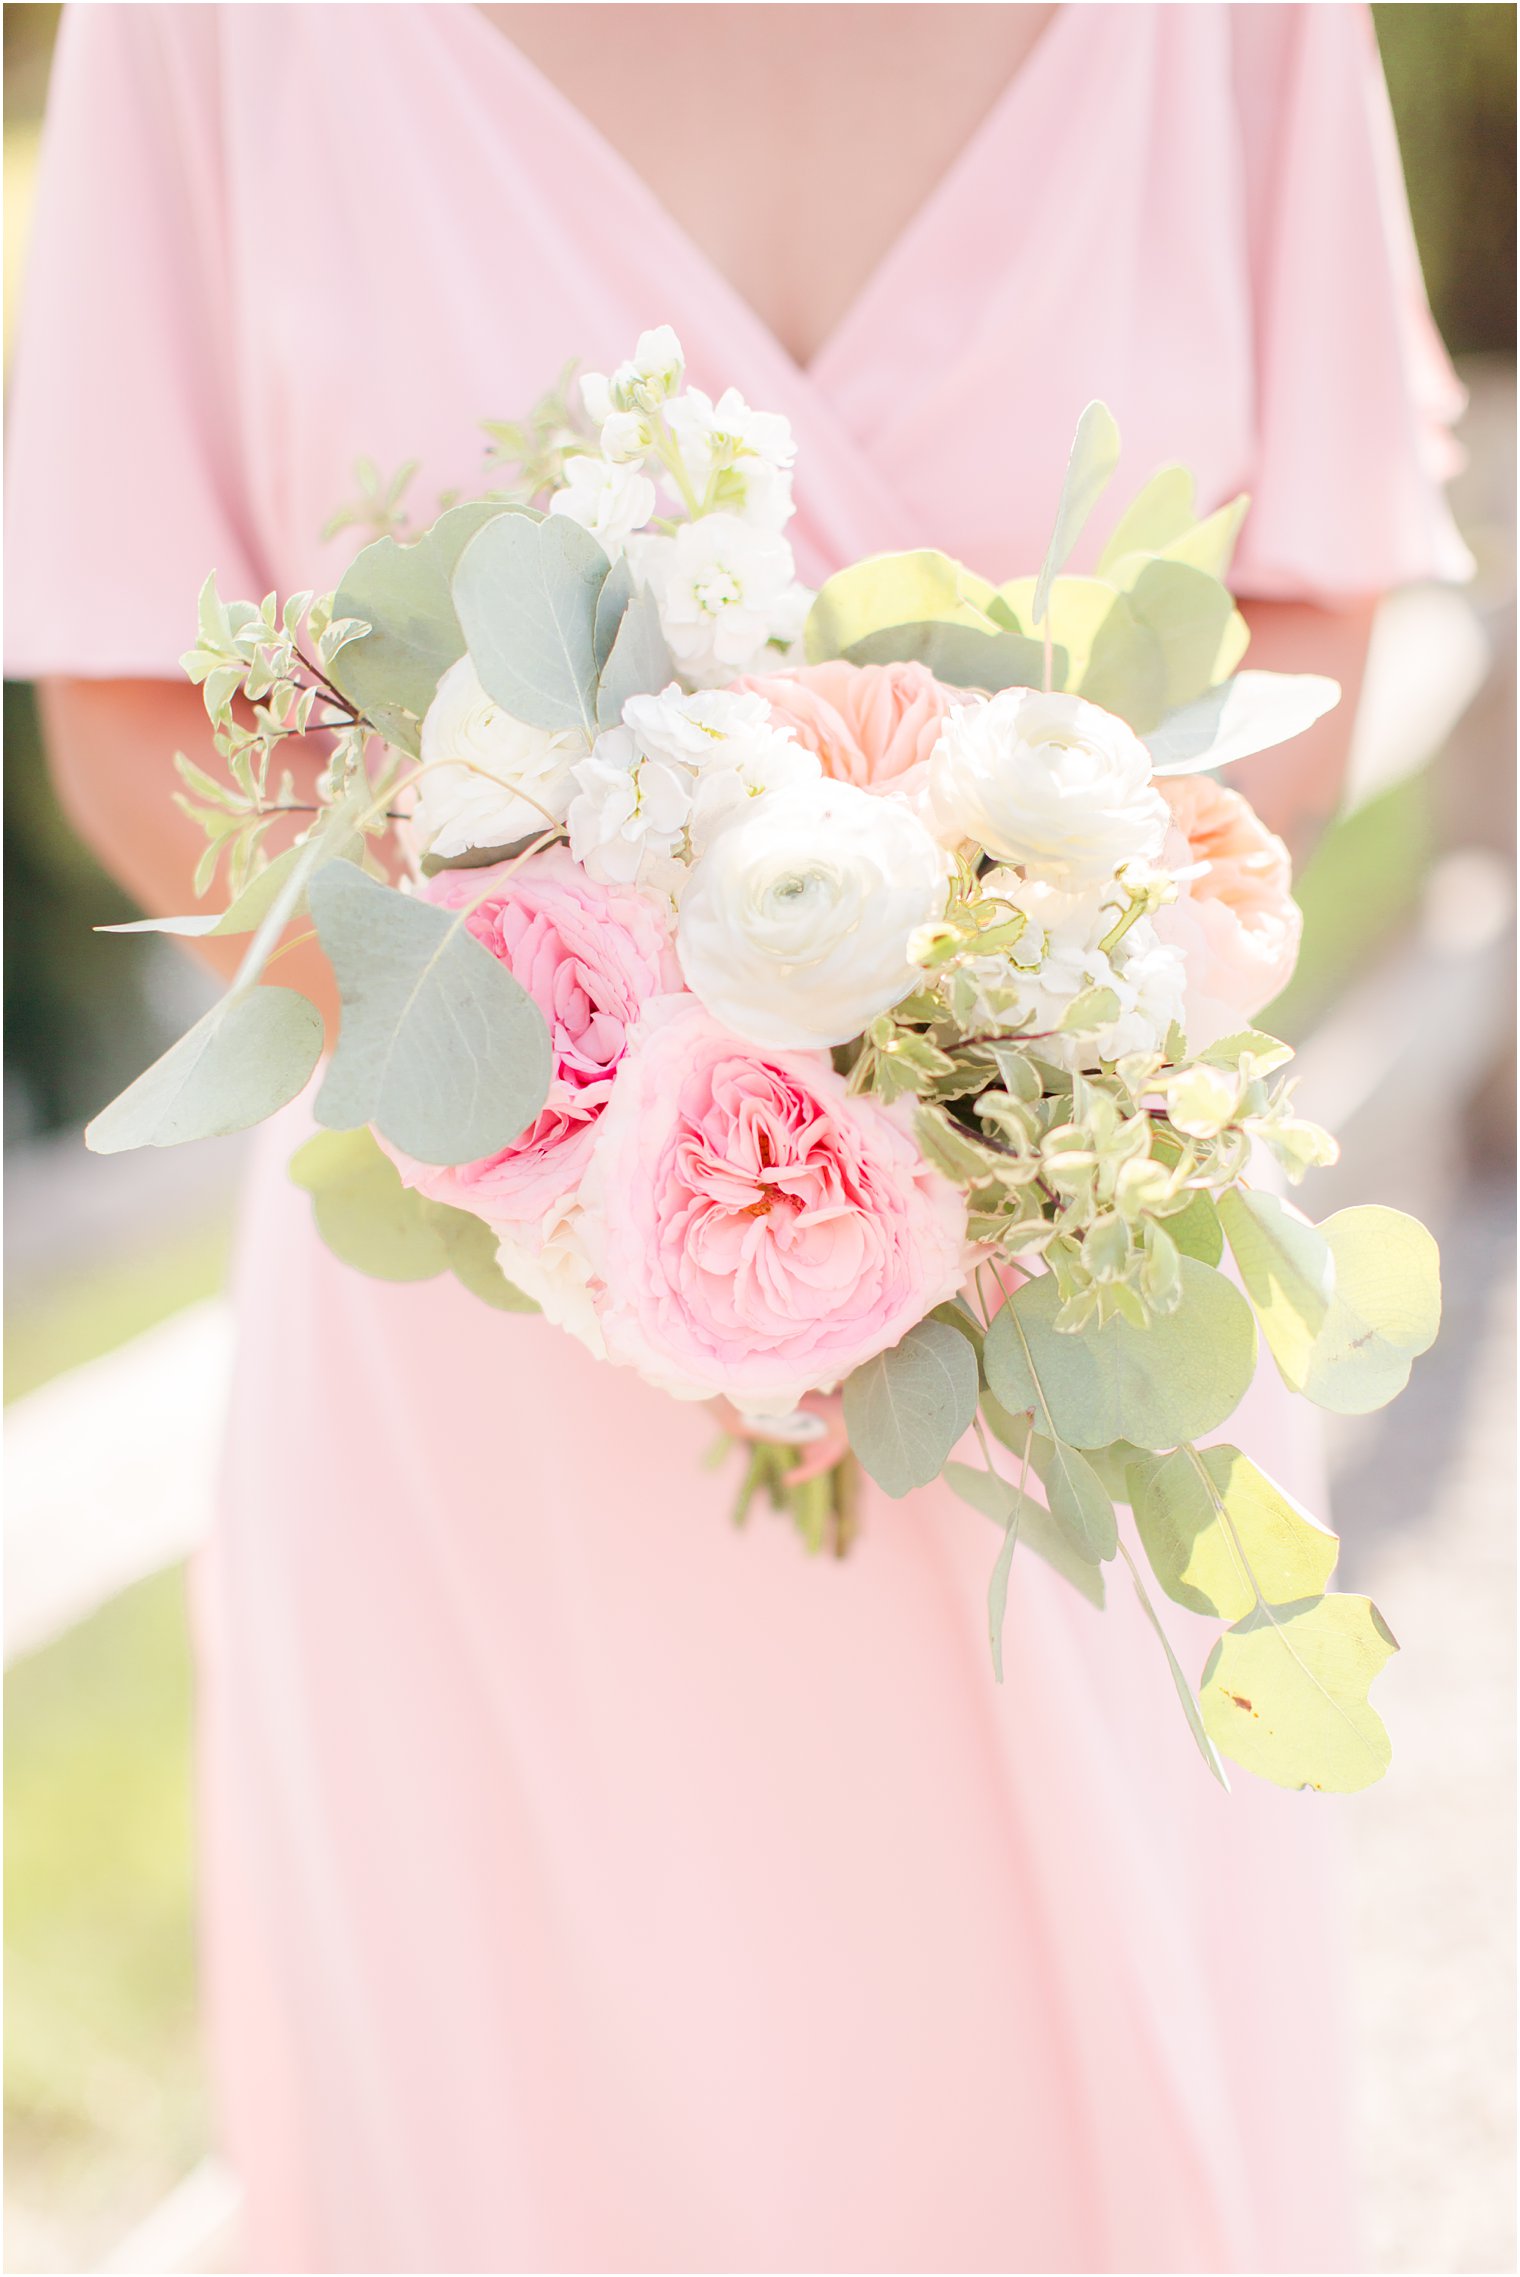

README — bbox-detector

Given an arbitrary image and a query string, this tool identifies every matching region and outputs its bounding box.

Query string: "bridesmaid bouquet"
[89,328,1440,1794]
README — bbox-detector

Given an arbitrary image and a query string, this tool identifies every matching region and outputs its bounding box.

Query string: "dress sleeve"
[4,4,270,678]
[1226,2,1474,603]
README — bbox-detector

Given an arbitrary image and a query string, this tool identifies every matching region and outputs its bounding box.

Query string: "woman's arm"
[37,675,341,1028]
[1231,596,1378,866]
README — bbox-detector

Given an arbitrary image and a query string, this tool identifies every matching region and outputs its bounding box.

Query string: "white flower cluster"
[548,325,813,685]
[566,684,819,897]
[926,687,1187,1064]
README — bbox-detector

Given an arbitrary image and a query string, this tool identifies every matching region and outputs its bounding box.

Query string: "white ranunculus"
[663,387,797,529]
[637,515,812,686]
[414,658,586,860]
[928,688,1170,889]
[676,778,949,1050]
[547,454,656,556]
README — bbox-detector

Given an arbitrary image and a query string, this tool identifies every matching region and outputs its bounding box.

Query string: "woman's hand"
[710,1391,851,1486]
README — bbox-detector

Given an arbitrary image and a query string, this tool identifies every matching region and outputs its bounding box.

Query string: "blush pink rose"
[579,996,968,1408]
[1153,774,1303,1047]
[390,848,678,1224]
[733,659,970,797]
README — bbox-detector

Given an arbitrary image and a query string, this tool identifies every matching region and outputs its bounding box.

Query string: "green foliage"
[985,1483,1036,1680]
[803,405,1255,734]
[1298,1206,1443,1415]
[321,454,422,547]
[944,1460,1106,1609]
[1129,1444,1337,1620]
[175,577,374,896]
[984,1258,1258,1452]
[1218,1188,1334,1388]
[1166,1188,1224,1267]
[289,1128,536,1310]
[328,501,519,738]
[1032,399,1121,626]
[1095,463,1195,570]
[479,358,589,502]
[1119,1542,1230,1787]
[1029,1433,1118,1562]
[1200,1594,1398,1793]
[309,862,552,1168]
[1144,670,1341,776]
[1081,559,1246,733]
[802,549,996,664]
[845,620,1051,691]
[83,986,323,1154]
[841,1317,980,1497]
[452,510,610,734]
[595,587,673,725]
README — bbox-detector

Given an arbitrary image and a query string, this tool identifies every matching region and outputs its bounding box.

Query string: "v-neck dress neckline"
[453,3,1080,391]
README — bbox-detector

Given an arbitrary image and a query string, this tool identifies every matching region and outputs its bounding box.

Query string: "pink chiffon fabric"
[7,8,1469,2270]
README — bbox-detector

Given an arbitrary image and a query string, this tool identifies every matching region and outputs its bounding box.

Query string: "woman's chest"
[220,4,1257,596]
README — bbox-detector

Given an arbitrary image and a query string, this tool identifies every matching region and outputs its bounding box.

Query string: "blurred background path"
[5,8,1515,2272]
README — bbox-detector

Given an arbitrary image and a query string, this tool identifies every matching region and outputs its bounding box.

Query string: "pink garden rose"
[734,659,968,797]
[392,849,677,1224]
[579,997,968,1408]
[1153,774,1303,1048]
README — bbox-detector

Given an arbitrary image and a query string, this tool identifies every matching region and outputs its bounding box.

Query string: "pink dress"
[7,8,1469,2270]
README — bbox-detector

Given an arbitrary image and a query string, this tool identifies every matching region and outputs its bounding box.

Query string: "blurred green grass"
[5,1218,231,1406]
[5,1572,208,2272]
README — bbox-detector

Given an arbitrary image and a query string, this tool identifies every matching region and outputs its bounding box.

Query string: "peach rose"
[733,659,968,796]
[1153,775,1303,1047]
[389,848,678,1225]
[579,997,968,1409]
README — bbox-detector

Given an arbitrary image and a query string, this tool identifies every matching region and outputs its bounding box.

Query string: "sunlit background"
[3,6,1516,2271]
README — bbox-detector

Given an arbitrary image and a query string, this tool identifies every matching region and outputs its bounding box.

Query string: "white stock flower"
[414,658,585,860]
[663,387,797,528]
[580,325,686,424]
[928,688,1169,889]
[637,514,812,686]
[625,685,819,854]
[676,777,949,1050]
[547,454,656,556]
[565,724,691,895]
[566,686,819,892]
